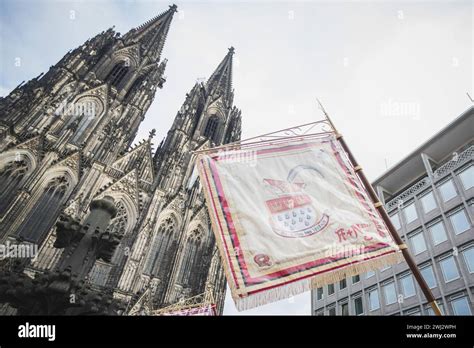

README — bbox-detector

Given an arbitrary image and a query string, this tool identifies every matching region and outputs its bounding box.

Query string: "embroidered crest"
[263,178,329,238]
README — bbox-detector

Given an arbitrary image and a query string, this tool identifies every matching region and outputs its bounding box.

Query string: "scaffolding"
[127,289,216,316]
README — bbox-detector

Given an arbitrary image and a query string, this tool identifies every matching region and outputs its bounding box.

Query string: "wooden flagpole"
[317,99,443,316]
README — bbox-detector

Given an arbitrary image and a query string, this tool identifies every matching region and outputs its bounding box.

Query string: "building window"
[462,246,474,273]
[426,302,444,315]
[316,287,324,300]
[420,264,437,289]
[204,116,219,141]
[315,309,324,316]
[0,159,30,215]
[380,265,391,272]
[458,166,474,190]
[403,202,418,224]
[404,307,421,316]
[390,213,401,230]
[366,271,375,279]
[16,176,70,244]
[352,275,360,284]
[382,282,397,305]
[368,288,380,311]
[420,192,437,214]
[339,278,347,290]
[449,209,470,235]
[328,283,335,295]
[439,256,460,283]
[438,180,457,202]
[408,232,427,255]
[400,274,416,298]
[328,306,336,316]
[429,221,447,245]
[340,302,349,316]
[354,297,363,315]
[451,296,472,315]
[106,62,129,88]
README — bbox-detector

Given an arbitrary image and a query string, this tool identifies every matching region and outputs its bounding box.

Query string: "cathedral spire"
[205,47,235,104]
[123,4,177,62]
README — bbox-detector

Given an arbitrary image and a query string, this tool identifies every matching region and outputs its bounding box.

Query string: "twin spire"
[123,4,178,61]
[123,3,235,99]
[124,4,235,103]
[205,47,235,104]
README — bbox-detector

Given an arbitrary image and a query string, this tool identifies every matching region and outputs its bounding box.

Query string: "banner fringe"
[235,251,403,311]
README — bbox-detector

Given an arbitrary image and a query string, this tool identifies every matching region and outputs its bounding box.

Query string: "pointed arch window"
[144,216,177,278]
[106,62,130,88]
[0,159,29,215]
[204,116,219,142]
[108,201,128,241]
[125,76,146,101]
[176,229,205,286]
[70,100,97,144]
[224,118,237,144]
[16,176,70,244]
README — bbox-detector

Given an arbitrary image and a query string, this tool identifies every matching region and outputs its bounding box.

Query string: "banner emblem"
[264,179,329,238]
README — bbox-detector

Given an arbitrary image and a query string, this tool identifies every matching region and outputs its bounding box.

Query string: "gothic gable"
[111,140,154,183]
[95,168,140,211]
[112,43,141,68]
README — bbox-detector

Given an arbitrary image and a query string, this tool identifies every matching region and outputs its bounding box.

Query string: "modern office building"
[311,106,473,316]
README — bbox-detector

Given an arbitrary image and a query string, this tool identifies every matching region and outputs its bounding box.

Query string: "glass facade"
[340,302,349,316]
[383,282,397,304]
[409,232,427,255]
[390,213,401,230]
[400,274,416,298]
[429,221,447,245]
[403,203,418,224]
[368,288,380,311]
[439,256,460,283]
[354,297,363,315]
[420,191,437,214]
[451,297,472,315]
[458,166,473,190]
[438,180,457,202]
[462,246,474,273]
[420,264,437,289]
[449,209,470,235]
[340,279,347,290]
[317,287,323,300]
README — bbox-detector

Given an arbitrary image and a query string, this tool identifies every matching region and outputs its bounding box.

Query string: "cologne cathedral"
[0,4,241,314]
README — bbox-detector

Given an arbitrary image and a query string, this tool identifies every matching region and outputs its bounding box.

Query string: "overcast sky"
[0,0,472,315]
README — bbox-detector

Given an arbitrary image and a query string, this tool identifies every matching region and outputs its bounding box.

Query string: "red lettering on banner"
[335,223,372,243]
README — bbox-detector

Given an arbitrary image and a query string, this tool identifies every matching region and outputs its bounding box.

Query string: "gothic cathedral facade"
[0,4,241,314]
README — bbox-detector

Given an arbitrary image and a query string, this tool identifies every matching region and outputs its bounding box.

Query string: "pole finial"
[316,98,338,134]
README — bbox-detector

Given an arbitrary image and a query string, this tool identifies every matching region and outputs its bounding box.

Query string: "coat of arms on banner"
[263,178,329,238]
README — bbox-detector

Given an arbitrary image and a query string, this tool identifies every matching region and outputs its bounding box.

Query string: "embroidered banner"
[197,135,402,311]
